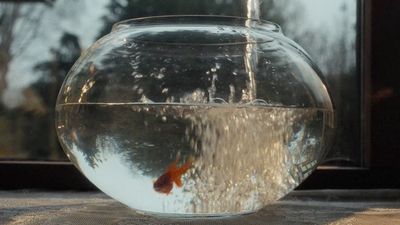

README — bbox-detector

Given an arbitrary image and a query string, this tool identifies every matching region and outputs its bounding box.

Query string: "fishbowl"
[55,15,334,217]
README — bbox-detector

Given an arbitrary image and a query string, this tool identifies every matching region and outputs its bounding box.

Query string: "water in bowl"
[56,102,332,216]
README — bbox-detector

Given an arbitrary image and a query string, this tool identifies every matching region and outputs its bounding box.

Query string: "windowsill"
[1,190,399,224]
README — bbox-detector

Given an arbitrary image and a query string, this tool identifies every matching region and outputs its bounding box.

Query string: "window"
[2,0,391,189]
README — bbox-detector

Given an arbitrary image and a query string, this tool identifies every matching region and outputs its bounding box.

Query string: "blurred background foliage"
[0,0,359,166]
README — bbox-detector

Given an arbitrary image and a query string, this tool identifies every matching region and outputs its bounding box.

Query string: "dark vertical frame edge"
[360,0,372,168]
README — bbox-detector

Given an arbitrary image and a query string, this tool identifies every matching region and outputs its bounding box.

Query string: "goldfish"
[153,156,193,194]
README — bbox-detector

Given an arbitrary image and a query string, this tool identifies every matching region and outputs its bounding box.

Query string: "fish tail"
[180,155,194,173]
[172,156,194,187]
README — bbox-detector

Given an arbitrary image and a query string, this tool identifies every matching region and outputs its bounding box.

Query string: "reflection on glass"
[0,0,358,165]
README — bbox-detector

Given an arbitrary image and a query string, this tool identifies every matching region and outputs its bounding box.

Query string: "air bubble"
[210,98,227,104]
[134,74,143,79]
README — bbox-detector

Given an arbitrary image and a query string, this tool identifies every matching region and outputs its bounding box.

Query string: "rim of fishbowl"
[112,15,281,31]
[111,15,282,45]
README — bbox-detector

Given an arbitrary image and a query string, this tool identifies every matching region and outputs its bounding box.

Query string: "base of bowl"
[134,208,259,219]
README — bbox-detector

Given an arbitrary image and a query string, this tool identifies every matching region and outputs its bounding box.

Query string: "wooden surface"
[1,190,400,225]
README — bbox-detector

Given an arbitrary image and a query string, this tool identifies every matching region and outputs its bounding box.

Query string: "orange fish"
[153,157,193,194]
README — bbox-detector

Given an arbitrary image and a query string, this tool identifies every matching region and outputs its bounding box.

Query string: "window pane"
[264,0,359,165]
[0,0,360,165]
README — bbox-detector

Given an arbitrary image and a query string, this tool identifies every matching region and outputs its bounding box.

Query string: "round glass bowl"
[56,15,334,217]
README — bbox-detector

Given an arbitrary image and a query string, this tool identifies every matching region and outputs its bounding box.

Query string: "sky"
[301,0,355,29]
[1,0,357,109]
[2,0,109,108]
